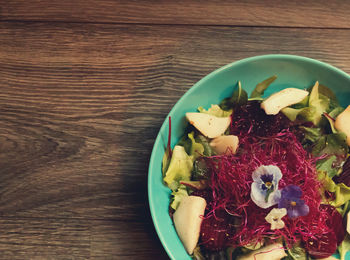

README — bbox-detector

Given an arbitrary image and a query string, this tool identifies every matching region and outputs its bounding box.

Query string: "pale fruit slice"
[237,243,286,260]
[173,196,207,255]
[261,88,309,115]
[347,211,350,234]
[319,256,338,260]
[210,135,239,155]
[335,105,350,146]
[186,113,230,138]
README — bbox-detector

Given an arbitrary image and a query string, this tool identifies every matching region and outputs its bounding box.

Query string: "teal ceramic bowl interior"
[148,54,350,260]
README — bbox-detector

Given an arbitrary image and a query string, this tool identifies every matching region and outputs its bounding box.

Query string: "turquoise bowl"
[148,54,350,260]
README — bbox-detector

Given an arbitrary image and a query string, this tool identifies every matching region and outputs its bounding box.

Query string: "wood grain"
[0,218,168,259]
[1,0,350,28]
[1,22,350,221]
[1,17,350,259]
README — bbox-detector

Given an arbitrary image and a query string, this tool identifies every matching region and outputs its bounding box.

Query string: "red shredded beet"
[200,130,330,250]
[200,209,237,251]
[190,101,341,256]
[230,101,291,137]
[304,231,337,259]
[320,204,345,246]
[195,99,341,255]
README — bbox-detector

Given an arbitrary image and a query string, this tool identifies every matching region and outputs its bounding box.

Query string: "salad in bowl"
[148,55,350,260]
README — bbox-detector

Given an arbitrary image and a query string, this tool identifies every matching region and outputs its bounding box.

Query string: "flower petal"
[251,188,280,209]
[252,165,282,183]
[265,208,287,230]
[281,185,302,199]
[271,220,285,230]
[287,207,300,218]
[296,203,309,217]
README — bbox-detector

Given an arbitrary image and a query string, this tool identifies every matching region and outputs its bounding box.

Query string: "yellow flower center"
[290,201,297,206]
[265,182,272,188]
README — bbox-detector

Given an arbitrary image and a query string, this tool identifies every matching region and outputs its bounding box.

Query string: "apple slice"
[237,243,286,260]
[261,88,309,115]
[347,211,350,234]
[210,135,239,155]
[319,257,338,260]
[335,105,350,146]
[173,196,207,255]
[186,113,231,138]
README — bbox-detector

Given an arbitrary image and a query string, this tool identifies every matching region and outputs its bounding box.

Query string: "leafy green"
[312,133,348,163]
[292,95,309,109]
[162,145,172,177]
[250,75,277,98]
[170,184,188,210]
[315,84,338,103]
[198,104,232,117]
[325,107,344,133]
[285,245,309,260]
[307,82,330,126]
[316,155,338,178]
[301,126,322,143]
[188,132,205,160]
[338,234,350,260]
[220,81,248,110]
[319,172,350,207]
[192,246,205,260]
[338,200,350,217]
[313,133,348,178]
[163,145,193,190]
[286,82,330,126]
[282,107,305,121]
[195,134,213,156]
[192,159,210,180]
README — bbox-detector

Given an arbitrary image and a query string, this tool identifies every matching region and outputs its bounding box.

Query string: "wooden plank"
[0,218,167,259]
[1,0,350,28]
[0,22,350,222]
[90,220,168,259]
[0,218,90,259]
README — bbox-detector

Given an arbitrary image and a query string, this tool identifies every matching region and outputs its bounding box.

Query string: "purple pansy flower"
[251,165,282,208]
[278,185,309,218]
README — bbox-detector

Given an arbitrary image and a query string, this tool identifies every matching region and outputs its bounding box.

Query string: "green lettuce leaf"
[282,107,305,121]
[312,133,348,174]
[192,159,210,180]
[162,146,171,177]
[195,134,213,156]
[188,132,205,160]
[314,84,338,103]
[338,200,350,217]
[250,75,277,98]
[163,145,193,190]
[319,172,350,207]
[316,155,338,178]
[338,234,350,260]
[220,81,248,110]
[198,104,232,117]
[285,246,309,260]
[307,82,330,126]
[292,95,309,109]
[170,184,188,210]
[301,126,322,143]
[324,107,345,133]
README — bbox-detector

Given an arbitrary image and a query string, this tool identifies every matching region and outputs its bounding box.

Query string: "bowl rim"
[148,54,350,259]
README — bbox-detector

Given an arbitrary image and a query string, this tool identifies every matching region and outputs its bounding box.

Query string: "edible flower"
[265,208,287,230]
[251,165,282,208]
[278,185,309,218]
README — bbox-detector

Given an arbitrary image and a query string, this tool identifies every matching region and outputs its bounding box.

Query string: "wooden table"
[1,1,350,259]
